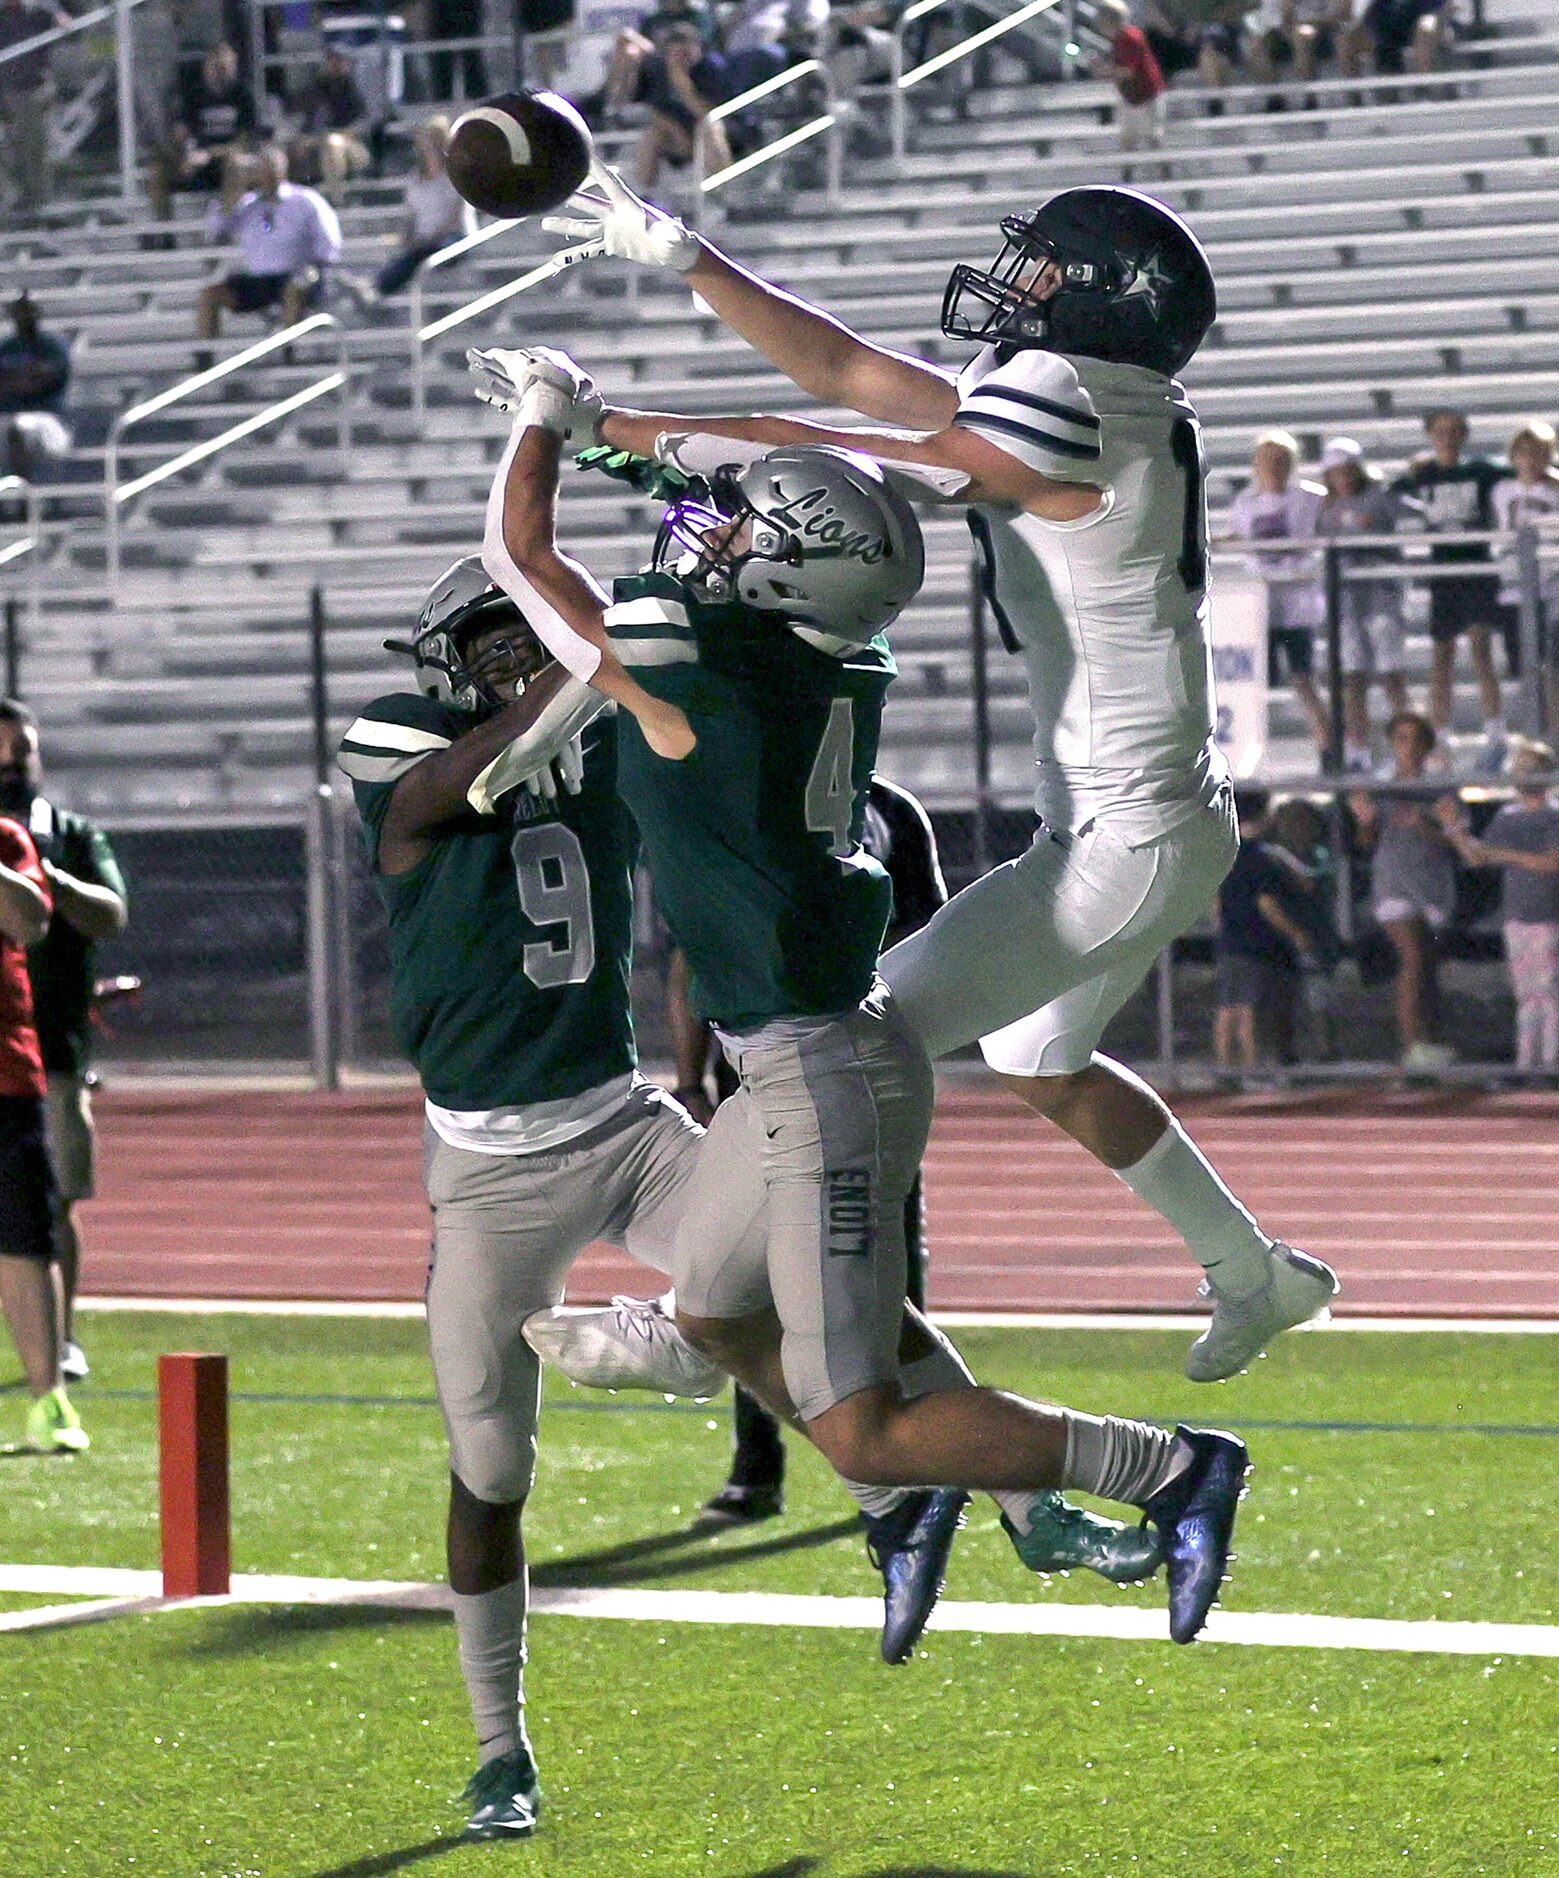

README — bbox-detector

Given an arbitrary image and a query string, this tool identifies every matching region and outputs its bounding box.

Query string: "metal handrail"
[104,314,350,592]
[398,0,1091,428]
[0,0,149,201]
[695,58,842,211]
[890,0,1065,160]
[0,475,44,636]
[0,0,145,68]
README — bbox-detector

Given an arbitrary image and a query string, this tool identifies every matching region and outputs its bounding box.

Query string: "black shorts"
[224,271,321,315]
[0,1094,57,1260]
[1268,625,1315,683]
[1427,569,1500,641]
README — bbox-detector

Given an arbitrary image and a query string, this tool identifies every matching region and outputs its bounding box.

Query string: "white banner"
[1207,576,1269,779]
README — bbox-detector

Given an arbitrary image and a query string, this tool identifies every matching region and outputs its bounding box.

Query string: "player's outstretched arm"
[481,391,695,760]
[546,164,956,431]
[598,407,1103,519]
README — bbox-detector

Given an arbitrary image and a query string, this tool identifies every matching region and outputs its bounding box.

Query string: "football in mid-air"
[446,90,593,219]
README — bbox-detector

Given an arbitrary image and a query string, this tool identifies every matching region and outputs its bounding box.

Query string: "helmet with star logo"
[941,185,1216,378]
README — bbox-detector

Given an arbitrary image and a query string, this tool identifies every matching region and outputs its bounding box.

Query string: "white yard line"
[74,1298,1559,1332]
[2,1564,1553,1656]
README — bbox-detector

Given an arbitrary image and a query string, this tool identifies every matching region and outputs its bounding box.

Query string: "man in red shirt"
[1094,0,1168,157]
[0,708,87,1452]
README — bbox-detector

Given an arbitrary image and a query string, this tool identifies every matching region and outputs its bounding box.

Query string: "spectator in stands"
[1455,738,1559,1076]
[1316,435,1416,772]
[630,19,734,190]
[1492,421,1559,734]
[0,701,128,1385]
[1227,429,1330,754]
[1092,0,1167,158]
[1139,0,1251,92]
[724,0,830,93]
[149,42,261,223]
[1392,408,1507,774]
[195,145,342,365]
[821,0,901,154]
[1244,0,1369,88]
[0,702,87,1453]
[1351,709,1464,1074]
[288,45,372,200]
[367,116,476,299]
[0,291,70,481]
[1359,0,1453,75]
[0,0,65,219]
[1265,793,1344,1060]
[1214,788,1316,1080]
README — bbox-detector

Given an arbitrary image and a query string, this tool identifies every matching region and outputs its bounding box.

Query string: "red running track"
[81,1081,1559,1317]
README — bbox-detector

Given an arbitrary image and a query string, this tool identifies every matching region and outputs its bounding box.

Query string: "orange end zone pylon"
[158,1353,231,1598]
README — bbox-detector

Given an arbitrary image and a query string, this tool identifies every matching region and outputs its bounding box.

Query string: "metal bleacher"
[3,0,1557,811]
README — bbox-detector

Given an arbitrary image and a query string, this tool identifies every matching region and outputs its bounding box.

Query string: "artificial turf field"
[2,1312,1555,1878]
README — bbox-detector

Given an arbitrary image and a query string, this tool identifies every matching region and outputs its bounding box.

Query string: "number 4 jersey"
[955,344,1230,845]
[340,699,639,1133]
[604,571,895,1032]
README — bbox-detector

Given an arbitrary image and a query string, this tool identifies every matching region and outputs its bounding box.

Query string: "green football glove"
[575,445,701,504]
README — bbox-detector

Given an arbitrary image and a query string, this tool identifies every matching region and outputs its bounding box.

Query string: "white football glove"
[543,160,699,274]
[522,734,586,804]
[466,344,604,448]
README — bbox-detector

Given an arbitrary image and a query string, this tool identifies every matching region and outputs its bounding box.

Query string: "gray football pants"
[883,791,1238,1074]
[424,1081,721,1504]
[670,982,936,1423]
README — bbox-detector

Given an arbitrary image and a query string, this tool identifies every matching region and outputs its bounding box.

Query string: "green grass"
[1,1313,1556,1877]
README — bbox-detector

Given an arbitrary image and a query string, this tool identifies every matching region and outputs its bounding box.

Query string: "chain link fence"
[79,776,1530,1084]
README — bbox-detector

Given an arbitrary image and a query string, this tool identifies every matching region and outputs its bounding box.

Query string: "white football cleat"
[1185,1244,1339,1383]
[522,1294,725,1399]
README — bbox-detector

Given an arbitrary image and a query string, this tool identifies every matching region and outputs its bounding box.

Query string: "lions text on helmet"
[651,445,924,648]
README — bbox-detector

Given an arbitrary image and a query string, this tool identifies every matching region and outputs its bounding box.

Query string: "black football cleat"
[863,1487,968,1665]
[698,1480,784,1525]
[1142,1425,1251,1644]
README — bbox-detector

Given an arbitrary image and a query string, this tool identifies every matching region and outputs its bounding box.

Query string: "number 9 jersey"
[341,701,639,1117]
[955,344,1230,846]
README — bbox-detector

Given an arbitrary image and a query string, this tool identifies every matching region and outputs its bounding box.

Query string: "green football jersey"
[605,571,895,1030]
[339,696,637,1111]
[25,799,128,1076]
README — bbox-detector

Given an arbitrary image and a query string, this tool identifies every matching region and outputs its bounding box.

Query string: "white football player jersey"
[954,344,1230,845]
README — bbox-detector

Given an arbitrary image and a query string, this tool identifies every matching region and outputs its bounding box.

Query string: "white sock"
[451,1576,528,1762]
[1061,1412,1191,1509]
[1116,1117,1273,1298]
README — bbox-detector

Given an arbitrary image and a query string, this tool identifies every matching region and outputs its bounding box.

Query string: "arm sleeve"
[466,681,610,814]
[657,428,971,501]
[951,351,1107,486]
[481,411,606,684]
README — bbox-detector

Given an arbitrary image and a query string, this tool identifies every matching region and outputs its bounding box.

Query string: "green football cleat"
[23,1387,89,1454]
[1002,1491,1162,1585]
[461,1741,541,1840]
